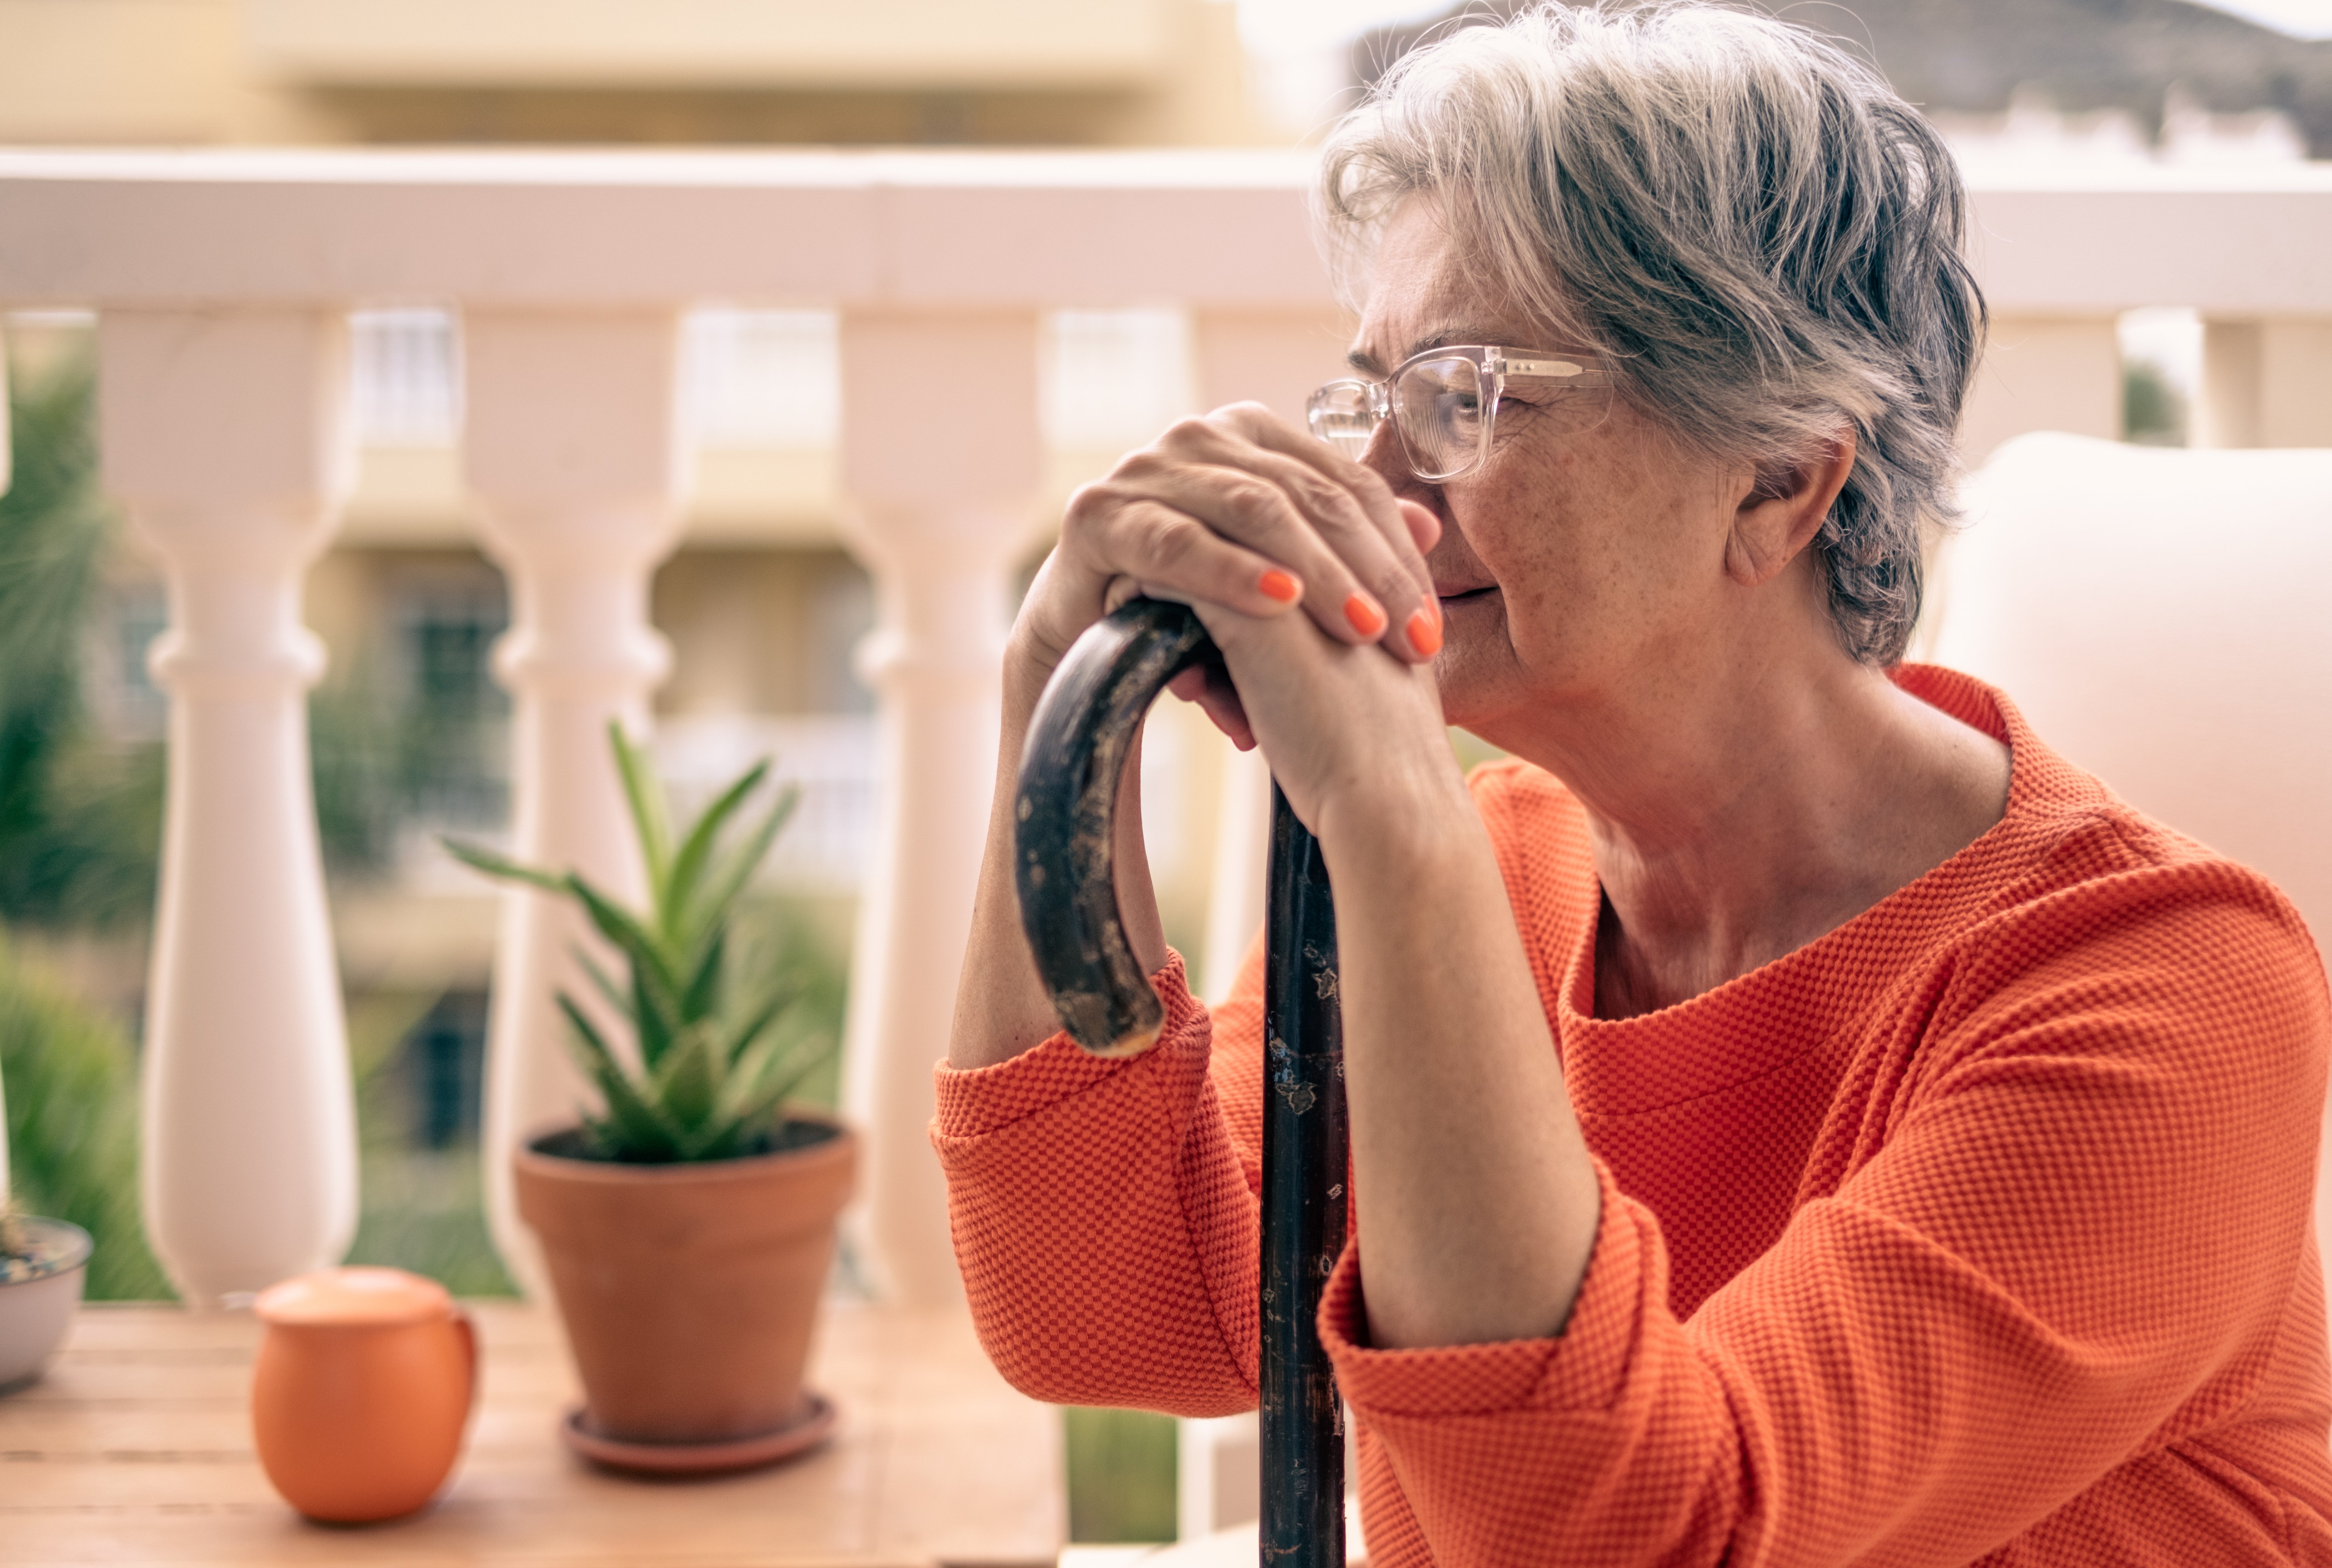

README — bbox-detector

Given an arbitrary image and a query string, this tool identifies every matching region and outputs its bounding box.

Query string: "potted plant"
[448,725,853,1475]
[0,1197,92,1394]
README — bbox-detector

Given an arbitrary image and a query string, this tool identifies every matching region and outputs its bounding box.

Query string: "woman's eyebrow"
[1348,327,1525,376]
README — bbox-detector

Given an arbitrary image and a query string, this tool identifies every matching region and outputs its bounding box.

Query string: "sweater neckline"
[1551,666,2108,1116]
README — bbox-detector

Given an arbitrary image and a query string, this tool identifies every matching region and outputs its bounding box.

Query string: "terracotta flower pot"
[513,1113,856,1456]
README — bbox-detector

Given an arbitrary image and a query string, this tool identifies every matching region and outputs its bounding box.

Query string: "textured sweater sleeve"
[933,949,1266,1416]
[1320,865,2332,1567]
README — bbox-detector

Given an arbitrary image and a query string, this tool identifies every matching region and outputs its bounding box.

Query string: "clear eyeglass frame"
[1306,344,1616,483]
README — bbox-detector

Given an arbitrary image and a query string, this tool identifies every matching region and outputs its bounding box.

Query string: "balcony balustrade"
[0,149,2328,1318]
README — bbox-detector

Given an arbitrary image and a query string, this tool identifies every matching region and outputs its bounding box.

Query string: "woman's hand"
[953,401,1443,1073]
[1165,493,1599,1357]
[1008,403,1444,716]
[1184,582,1461,844]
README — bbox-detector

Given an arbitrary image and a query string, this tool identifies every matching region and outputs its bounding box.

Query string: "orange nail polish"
[1343,592,1387,638]
[1259,568,1300,605]
[1406,608,1442,656]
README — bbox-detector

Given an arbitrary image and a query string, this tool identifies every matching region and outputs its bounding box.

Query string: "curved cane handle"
[1015,598,1219,1057]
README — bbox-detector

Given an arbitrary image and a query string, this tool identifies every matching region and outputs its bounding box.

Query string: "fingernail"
[1259,568,1301,605]
[1344,592,1387,638]
[1406,608,1442,656]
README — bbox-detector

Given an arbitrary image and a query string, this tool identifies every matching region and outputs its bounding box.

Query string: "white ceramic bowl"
[0,1218,93,1394]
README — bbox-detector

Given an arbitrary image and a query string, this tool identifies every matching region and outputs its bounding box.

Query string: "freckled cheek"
[1494,577,1576,664]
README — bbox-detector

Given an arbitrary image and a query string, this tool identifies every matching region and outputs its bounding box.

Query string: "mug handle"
[450,1307,479,1413]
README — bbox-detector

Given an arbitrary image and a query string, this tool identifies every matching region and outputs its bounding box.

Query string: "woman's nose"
[1361,415,1411,489]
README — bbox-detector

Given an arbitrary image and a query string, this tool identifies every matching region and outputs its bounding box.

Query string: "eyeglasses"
[1307,345,1616,483]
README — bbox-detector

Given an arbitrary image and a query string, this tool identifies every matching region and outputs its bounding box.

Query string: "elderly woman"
[940,4,2332,1563]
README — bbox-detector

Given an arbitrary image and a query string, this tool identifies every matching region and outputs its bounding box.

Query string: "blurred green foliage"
[1065,1406,1179,1544]
[0,939,171,1299]
[0,338,424,922]
[2124,362,2187,448]
[0,349,166,930]
[308,658,408,880]
[340,987,515,1295]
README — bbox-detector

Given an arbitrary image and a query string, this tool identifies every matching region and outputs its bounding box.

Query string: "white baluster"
[96,308,359,1306]
[2198,318,2332,449]
[1957,316,2122,466]
[2256,321,2332,448]
[1190,310,1351,1001]
[464,309,687,1300]
[838,309,1040,1305]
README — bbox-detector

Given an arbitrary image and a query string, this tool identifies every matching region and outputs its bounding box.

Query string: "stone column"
[463,309,688,1299]
[96,308,359,1306]
[837,309,1041,1305]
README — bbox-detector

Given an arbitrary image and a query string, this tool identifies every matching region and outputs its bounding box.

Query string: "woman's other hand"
[1185,581,1462,845]
[1008,402,1444,722]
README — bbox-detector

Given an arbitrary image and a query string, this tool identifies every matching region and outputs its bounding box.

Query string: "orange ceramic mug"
[251,1266,476,1523]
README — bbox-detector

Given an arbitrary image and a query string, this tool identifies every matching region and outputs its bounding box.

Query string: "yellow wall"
[0,0,1271,147]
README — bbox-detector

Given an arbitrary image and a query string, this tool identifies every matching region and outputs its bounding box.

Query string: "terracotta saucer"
[560,1391,837,1477]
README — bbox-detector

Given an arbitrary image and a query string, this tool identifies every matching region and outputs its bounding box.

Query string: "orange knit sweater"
[935,667,2332,1566]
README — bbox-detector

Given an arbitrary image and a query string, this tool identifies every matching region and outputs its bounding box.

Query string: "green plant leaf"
[632,961,679,1071]
[716,1030,831,1148]
[686,783,800,950]
[555,990,634,1097]
[564,870,684,1007]
[662,759,770,944]
[556,992,681,1161]
[569,944,636,1031]
[501,728,836,1164]
[715,1019,790,1118]
[587,1069,679,1161]
[681,926,728,1029]
[649,1022,725,1136]
[718,1005,825,1114]
[441,837,567,894]
[717,971,799,1067]
[608,722,673,897]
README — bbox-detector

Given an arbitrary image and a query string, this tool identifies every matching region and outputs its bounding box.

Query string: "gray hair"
[1320,0,1986,665]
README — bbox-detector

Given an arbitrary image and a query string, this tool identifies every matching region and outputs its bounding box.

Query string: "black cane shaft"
[1014,600,1349,1564]
[1260,785,1347,1567]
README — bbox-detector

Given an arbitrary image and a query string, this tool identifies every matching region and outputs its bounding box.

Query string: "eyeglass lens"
[1392,355,1487,482]
[1306,351,1613,481]
[1310,382,1376,462]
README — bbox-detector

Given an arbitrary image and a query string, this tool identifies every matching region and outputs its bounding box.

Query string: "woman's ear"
[1724,433,1856,587]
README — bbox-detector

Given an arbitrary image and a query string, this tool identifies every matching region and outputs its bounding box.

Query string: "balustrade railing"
[0,150,2327,1307]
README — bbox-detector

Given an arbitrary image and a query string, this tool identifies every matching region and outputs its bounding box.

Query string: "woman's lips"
[1436,585,1498,607]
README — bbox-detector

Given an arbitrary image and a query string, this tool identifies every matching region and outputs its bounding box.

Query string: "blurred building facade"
[0,4,1291,1224]
[0,0,1269,147]
[0,0,1279,1003]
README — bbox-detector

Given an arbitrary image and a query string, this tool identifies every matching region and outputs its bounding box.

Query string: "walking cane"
[1016,596,1349,1567]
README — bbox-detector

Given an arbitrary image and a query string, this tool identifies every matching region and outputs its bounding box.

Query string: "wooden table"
[1,1299,1064,1567]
